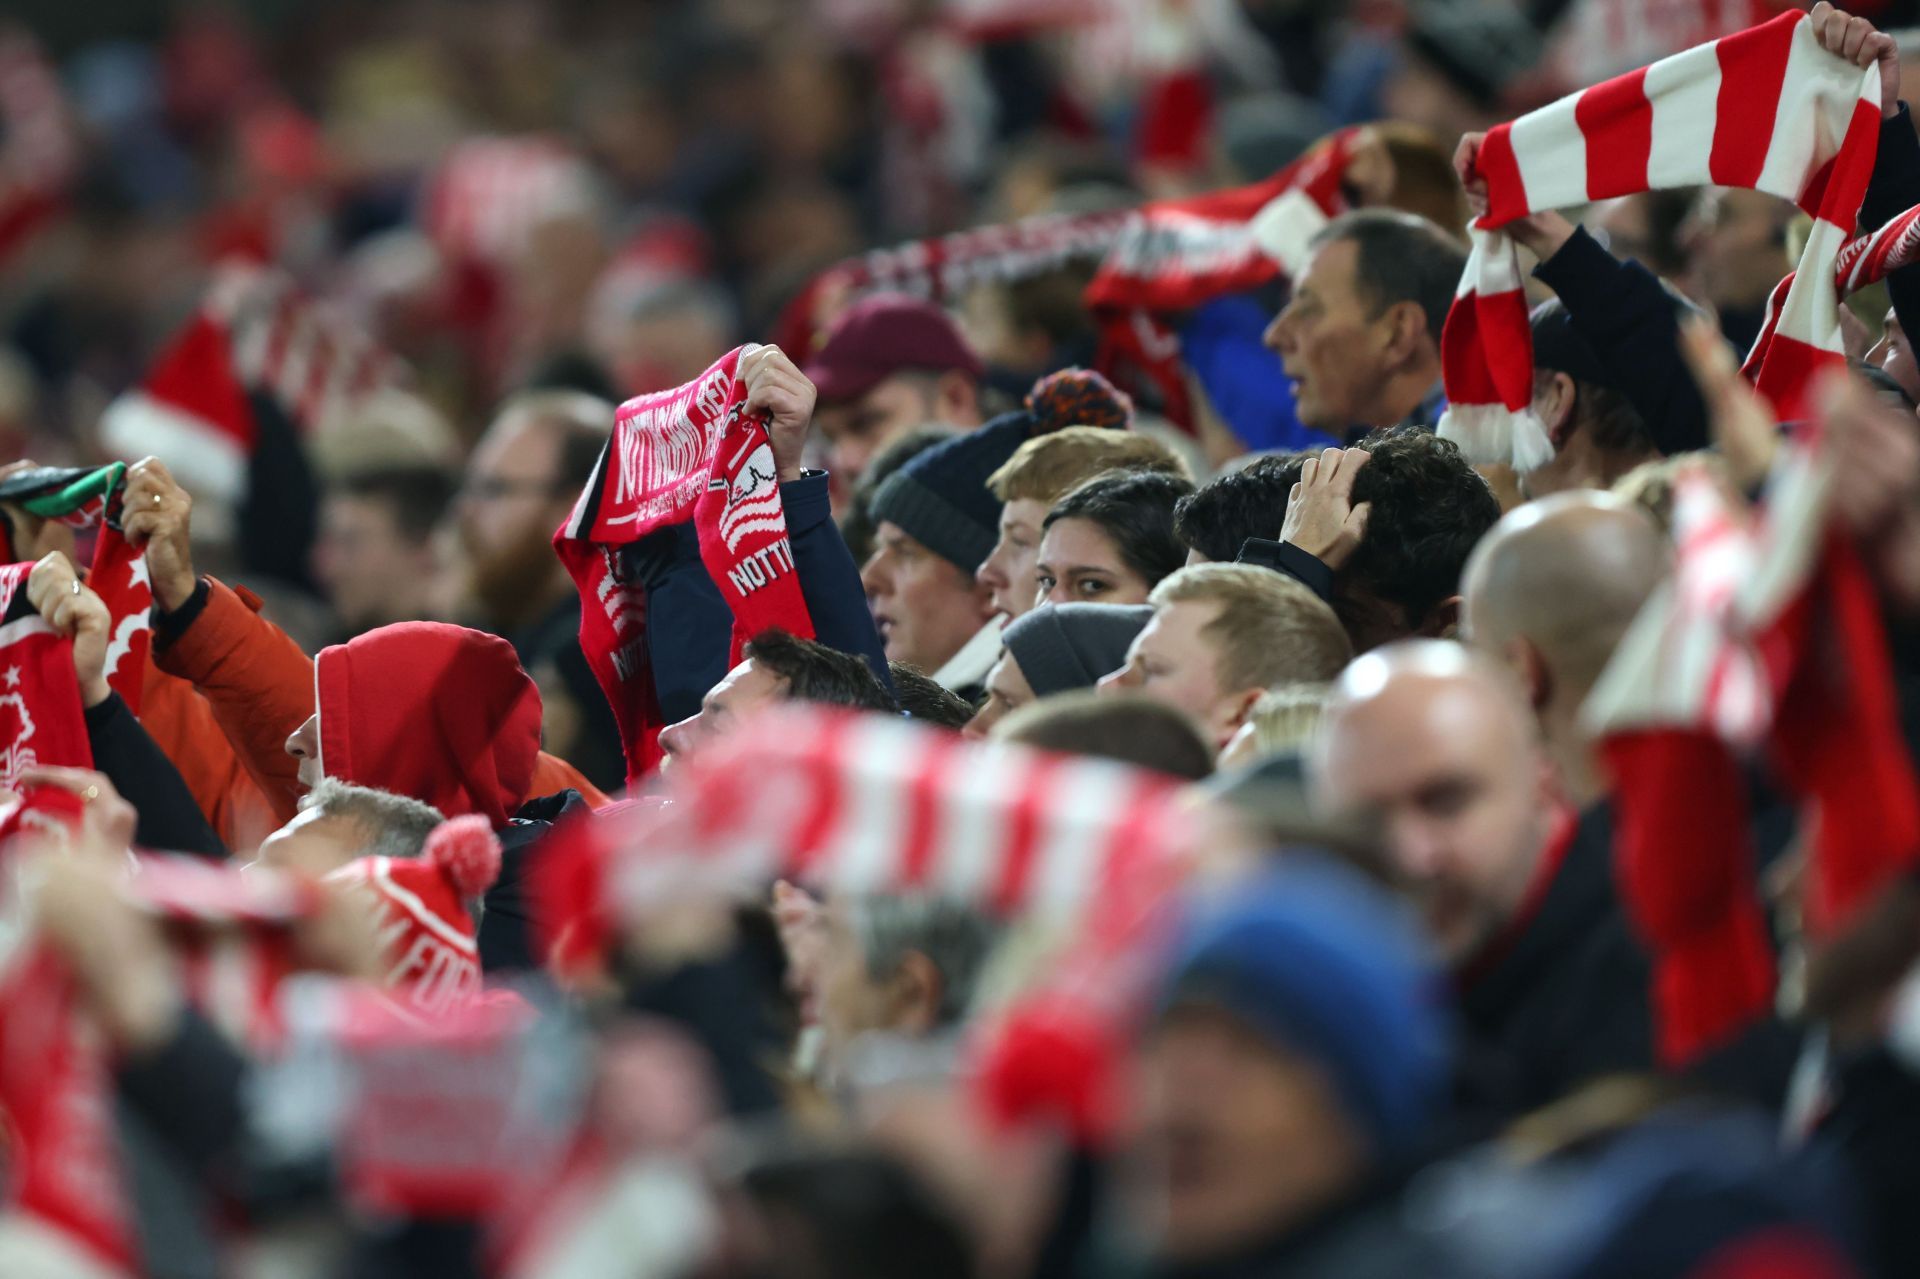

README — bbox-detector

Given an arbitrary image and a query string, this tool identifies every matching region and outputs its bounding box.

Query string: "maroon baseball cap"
[801,293,986,404]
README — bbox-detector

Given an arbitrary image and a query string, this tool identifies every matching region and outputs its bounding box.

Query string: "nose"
[961,699,1002,740]
[1263,309,1291,355]
[859,550,889,600]
[285,713,319,763]
[1387,813,1449,880]
[977,546,1006,592]
[658,714,696,759]
[1096,667,1133,695]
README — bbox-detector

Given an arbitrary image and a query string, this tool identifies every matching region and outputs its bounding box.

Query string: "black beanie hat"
[869,368,1133,573]
[1405,0,1543,111]
[1003,603,1152,697]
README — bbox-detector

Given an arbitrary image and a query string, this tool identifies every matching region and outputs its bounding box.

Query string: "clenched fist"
[119,457,198,613]
[740,344,819,485]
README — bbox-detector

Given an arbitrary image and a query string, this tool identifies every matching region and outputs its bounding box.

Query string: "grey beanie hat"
[1002,603,1153,698]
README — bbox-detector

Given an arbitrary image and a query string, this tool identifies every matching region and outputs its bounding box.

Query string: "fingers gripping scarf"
[1441,11,1882,470]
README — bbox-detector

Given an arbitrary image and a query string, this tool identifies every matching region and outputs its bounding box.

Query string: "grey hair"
[300,779,444,862]
[853,895,1003,1028]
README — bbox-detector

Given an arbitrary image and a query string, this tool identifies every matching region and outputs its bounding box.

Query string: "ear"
[1416,595,1461,639]
[935,369,979,422]
[888,950,945,1035]
[1538,372,1578,445]
[1505,636,1553,711]
[1216,685,1267,748]
[1380,300,1430,365]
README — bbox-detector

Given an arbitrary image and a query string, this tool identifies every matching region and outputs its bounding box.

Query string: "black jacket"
[1457,805,1655,1120]
[1122,1170,1454,1279]
[478,788,590,973]
[85,692,226,859]
[1860,102,1920,345]
[1532,226,1708,456]
[1814,1043,1920,1279]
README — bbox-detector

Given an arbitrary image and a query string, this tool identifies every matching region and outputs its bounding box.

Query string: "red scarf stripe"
[1576,68,1654,199]
[1709,12,1799,188]
[1444,11,1878,469]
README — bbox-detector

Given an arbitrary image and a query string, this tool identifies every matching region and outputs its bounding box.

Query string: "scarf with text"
[555,349,816,781]
[1442,11,1881,470]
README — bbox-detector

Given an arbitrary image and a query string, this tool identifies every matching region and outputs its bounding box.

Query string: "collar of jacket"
[1457,803,1612,1026]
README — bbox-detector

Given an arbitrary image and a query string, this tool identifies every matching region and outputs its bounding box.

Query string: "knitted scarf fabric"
[778,131,1357,431]
[1441,11,1881,470]
[8,464,154,714]
[1584,450,1920,1066]
[544,704,1199,1145]
[1085,128,1356,428]
[0,563,94,789]
[555,348,816,781]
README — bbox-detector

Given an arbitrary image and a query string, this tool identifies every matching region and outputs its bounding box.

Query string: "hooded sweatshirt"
[314,623,540,830]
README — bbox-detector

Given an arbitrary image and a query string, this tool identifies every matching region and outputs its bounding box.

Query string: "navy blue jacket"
[1531,225,1708,457]
[624,470,892,727]
[1861,102,1920,344]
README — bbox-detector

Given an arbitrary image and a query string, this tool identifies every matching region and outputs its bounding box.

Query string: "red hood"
[315,622,540,827]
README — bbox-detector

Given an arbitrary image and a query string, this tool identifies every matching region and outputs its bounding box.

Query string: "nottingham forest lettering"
[726,537,796,598]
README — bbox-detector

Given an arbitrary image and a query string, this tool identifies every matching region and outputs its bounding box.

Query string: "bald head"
[1461,493,1669,700]
[1311,641,1552,965]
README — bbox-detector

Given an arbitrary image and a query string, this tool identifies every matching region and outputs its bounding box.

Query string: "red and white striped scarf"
[540,705,1205,1142]
[778,131,1357,430]
[624,707,1195,937]
[1583,443,1920,1065]
[1442,11,1882,470]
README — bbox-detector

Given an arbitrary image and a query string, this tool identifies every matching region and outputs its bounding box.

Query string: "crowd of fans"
[1,0,1920,1276]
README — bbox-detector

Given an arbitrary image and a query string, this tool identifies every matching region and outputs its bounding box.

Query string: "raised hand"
[739,344,820,484]
[1281,447,1373,570]
[1677,314,1778,495]
[1453,131,1577,257]
[119,457,197,613]
[18,764,138,854]
[26,552,112,707]
[1810,2,1901,119]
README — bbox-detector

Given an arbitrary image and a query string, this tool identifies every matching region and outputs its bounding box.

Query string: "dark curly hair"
[1181,429,1499,635]
[1305,426,1501,630]
[1042,468,1196,589]
[1173,455,1299,562]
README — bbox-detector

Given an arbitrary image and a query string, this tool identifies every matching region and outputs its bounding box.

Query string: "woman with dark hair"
[1032,469,1196,609]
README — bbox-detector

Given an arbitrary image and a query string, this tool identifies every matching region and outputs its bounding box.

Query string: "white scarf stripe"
[1645,44,1724,188]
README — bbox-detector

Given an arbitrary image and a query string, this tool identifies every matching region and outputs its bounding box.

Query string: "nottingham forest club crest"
[0,666,38,787]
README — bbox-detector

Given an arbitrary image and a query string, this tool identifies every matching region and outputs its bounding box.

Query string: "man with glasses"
[454,390,613,662]
[452,390,625,788]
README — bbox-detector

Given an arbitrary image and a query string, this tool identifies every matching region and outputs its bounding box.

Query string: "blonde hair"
[1148,563,1352,692]
[986,427,1191,504]
[1238,683,1333,759]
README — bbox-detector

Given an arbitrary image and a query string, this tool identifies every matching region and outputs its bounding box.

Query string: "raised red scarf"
[555,349,816,781]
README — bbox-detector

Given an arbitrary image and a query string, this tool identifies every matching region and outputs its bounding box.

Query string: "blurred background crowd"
[3,2,1920,1278]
